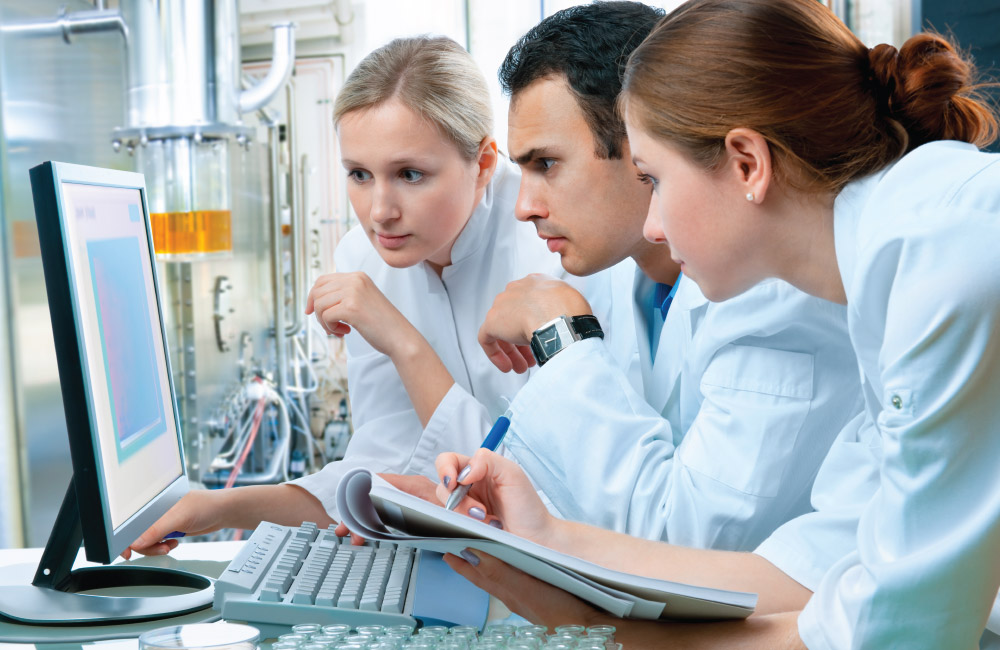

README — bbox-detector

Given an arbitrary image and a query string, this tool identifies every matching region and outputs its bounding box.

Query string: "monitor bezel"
[29,161,188,565]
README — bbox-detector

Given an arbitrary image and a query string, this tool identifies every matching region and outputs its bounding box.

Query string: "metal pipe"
[240,23,296,115]
[214,0,242,126]
[0,8,128,44]
[285,81,307,337]
[299,152,312,335]
[121,0,214,129]
[301,156,316,366]
[268,124,288,396]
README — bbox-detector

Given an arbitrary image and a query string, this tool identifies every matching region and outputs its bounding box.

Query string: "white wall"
[0,216,24,548]
[468,1,547,153]
[345,0,690,150]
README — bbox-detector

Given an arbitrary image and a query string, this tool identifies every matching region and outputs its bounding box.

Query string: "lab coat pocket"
[681,344,815,497]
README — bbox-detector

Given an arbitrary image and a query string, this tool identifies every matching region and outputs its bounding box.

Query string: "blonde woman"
[125,36,561,552]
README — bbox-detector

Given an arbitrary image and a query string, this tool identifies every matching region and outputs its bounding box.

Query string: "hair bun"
[870,34,996,148]
[867,44,900,118]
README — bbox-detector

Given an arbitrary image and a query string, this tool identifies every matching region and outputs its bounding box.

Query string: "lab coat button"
[891,394,903,409]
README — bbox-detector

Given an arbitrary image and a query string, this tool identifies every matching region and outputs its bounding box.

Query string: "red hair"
[623,0,998,193]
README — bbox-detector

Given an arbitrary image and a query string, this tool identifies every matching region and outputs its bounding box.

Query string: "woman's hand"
[308,271,455,428]
[435,449,559,547]
[306,271,415,358]
[122,489,229,559]
[444,549,607,629]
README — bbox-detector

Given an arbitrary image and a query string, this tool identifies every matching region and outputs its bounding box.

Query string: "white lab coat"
[502,254,864,551]
[291,157,565,516]
[756,141,1000,649]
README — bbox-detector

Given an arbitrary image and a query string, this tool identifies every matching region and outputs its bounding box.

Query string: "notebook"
[336,468,757,621]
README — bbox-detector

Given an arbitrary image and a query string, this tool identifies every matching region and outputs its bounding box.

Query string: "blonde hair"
[334,36,493,160]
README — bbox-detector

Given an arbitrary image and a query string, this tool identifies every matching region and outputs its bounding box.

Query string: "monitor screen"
[58,181,183,529]
[26,161,189,566]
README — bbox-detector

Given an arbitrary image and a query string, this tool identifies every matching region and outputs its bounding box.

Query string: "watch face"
[536,324,562,357]
[531,317,576,365]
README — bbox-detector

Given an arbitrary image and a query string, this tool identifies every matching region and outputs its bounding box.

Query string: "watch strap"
[570,314,604,340]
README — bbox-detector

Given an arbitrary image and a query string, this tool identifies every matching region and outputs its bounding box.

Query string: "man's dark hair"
[499,1,665,159]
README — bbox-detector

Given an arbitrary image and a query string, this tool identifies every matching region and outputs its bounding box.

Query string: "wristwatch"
[529,314,604,366]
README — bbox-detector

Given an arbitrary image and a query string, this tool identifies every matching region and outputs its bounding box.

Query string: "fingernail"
[457,466,472,482]
[459,549,480,567]
[488,519,503,529]
[469,507,486,521]
[443,476,451,488]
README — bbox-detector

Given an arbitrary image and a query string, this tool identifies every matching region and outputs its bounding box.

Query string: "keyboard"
[213,521,489,632]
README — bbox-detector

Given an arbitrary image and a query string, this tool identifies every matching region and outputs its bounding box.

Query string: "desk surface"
[0,541,242,650]
[0,540,246,569]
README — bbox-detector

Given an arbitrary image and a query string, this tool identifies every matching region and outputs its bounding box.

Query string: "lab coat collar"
[442,157,514,272]
[671,273,708,311]
[833,170,887,298]
[832,179,868,298]
[631,265,688,413]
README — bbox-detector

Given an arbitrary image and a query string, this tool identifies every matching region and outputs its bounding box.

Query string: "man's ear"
[475,137,499,191]
[723,128,772,203]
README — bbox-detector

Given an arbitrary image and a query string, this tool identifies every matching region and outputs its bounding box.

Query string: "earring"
[745,192,755,202]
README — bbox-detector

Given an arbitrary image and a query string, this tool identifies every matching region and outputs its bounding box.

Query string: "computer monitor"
[0,161,213,628]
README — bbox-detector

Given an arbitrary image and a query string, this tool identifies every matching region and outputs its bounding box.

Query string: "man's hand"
[479,274,592,372]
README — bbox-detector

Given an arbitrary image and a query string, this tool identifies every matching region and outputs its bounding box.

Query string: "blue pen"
[445,412,511,511]
[163,531,186,540]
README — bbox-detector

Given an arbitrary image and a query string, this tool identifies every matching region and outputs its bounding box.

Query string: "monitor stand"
[0,480,214,625]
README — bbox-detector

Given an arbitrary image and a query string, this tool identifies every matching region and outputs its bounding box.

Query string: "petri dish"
[139,624,259,650]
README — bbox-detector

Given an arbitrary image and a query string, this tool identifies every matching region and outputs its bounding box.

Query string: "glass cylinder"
[136,135,233,259]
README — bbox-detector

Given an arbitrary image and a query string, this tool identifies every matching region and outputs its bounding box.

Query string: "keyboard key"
[259,586,281,602]
[290,591,314,605]
[381,588,405,614]
[337,589,361,608]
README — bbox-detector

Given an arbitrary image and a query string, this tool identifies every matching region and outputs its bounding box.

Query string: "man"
[478,1,866,552]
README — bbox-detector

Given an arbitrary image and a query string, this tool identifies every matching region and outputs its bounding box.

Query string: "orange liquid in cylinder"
[150,210,232,256]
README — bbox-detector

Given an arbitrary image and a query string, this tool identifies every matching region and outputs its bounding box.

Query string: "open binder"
[336,468,757,621]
